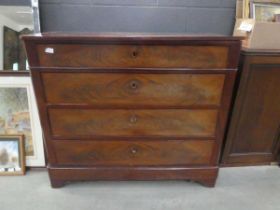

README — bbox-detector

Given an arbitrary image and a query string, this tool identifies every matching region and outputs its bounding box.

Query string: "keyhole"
[130,81,138,89]
[132,51,138,58]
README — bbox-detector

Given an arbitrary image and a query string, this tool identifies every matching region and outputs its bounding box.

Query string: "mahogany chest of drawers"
[23,34,241,188]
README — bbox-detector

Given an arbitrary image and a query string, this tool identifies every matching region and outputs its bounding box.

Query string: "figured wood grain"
[48,109,218,139]
[22,33,241,187]
[42,72,225,107]
[37,44,229,68]
[53,140,214,166]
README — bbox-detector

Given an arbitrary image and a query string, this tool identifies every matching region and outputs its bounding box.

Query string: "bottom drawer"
[53,140,214,166]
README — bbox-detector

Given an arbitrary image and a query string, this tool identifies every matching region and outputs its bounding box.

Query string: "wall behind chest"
[40,0,236,35]
[0,0,30,6]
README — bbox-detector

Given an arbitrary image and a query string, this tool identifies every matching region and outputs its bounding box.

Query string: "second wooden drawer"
[42,72,225,107]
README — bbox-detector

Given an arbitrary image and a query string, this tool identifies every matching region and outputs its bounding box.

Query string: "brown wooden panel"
[48,166,218,188]
[222,154,274,166]
[48,109,218,139]
[222,54,280,165]
[231,65,280,153]
[42,72,225,107]
[53,140,214,166]
[37,44,229,68]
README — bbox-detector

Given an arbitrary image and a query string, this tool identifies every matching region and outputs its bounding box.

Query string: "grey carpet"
[0,166,279,210]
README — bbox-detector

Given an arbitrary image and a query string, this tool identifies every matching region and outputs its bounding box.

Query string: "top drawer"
[36,44,229,69]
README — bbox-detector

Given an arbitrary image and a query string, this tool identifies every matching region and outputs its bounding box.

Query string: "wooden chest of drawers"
[23,34,241,188]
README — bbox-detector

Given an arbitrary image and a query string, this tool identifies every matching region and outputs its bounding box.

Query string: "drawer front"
[37,44,229,68]
[53,140,214,166]
[48,109,218,138]
[42,73,225,106]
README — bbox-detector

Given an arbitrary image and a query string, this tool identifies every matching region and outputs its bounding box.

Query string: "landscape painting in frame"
[252,3,280,21]
[0,135,25,175]
[0,76,45,166]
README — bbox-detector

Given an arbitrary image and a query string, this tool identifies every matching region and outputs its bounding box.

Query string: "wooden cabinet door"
[222,51,280,166]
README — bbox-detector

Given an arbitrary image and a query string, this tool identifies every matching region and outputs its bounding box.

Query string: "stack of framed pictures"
[0,1,43,176]
[237,0,280,21]
[0,73,45,175]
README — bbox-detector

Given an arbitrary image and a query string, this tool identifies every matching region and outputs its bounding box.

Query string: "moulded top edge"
[21,32,243,42]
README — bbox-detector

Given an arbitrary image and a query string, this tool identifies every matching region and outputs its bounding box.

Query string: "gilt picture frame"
[0,75,45,166]
[0,135,25,175]
[251,2,280,21]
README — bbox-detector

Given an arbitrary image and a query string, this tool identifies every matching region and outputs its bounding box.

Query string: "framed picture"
[236,0,244,18]
[252,0,280,3]
[0,135,25,175]
[3,26,19,71]
[0,75,45,166]
[251,2,280,21]
[3,26,33,71]
[243,0,251,18]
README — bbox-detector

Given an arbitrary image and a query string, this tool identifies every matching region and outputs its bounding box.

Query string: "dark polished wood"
[22,33,241,187]
[48,109,218,139]
[53,140,214,166]
[48,166,219,188]
[36,44,229,69]
[222,49,280,166]
[42,72,225,106]
[0,70,30,76]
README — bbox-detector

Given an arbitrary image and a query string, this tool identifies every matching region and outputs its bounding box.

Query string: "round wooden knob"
[131,148,138,154]
[130,115,137,123]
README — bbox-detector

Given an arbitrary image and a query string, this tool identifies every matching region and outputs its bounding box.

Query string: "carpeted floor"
[0,166,279,210]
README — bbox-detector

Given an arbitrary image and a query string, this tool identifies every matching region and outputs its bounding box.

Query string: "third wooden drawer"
[48,108,218,139]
